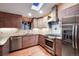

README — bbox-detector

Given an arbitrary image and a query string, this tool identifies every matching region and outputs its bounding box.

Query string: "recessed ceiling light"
[28,13,32,16]
[39,10,43,14]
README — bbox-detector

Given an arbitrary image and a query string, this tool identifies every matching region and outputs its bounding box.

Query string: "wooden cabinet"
[22,36,30,48]
[0,18,5,27]
[55,39,62,56]
[62,16,76,24]
[0,12,22,28]
[8,35,38,51]
[30,35,38,45]
[62,4,79,24]
[76,16,79,23]
[0,40,9,56]
[22,35,38,48]
[38,35,45,48]
[62,4,79,17]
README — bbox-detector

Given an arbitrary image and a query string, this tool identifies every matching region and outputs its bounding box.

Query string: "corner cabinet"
[0,40,9,56]
[38,35,45,48]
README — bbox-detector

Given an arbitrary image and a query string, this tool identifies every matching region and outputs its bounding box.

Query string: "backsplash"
[0,28,18,34]
[0,23,62,36]
[51,23,62,36]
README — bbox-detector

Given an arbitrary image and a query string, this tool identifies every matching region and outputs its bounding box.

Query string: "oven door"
[45,38,55,51]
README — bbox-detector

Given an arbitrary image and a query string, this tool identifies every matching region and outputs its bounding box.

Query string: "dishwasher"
[10,36,22,52]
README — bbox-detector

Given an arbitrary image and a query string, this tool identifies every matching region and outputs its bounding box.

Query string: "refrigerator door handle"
[72,24,75,48]
[75,24,78,49]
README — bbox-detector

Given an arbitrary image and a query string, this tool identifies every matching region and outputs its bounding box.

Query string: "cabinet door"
[39,35,45,48]
[30,35,38,45]
[55,39,62,56]
[0,12,22,28]
[22,36,32,48]
[0,19,5,28]
[4,18,12,27]
[62,16,76,24]
[22,35,38,48]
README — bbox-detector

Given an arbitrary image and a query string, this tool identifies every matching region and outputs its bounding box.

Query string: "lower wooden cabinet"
[38,35,62,56]
[0,35,62,56]
[0,40,9,56]
[22,35,38,48]
[38,35,45,48]
[22,35,32,48]
[55,39,62,56]
[30,35,38,45]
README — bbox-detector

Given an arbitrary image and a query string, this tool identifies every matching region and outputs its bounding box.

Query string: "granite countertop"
[47,36,62,39]
[0,30,39,46]
[0,36,10,45]
[45,34,62,39]
[0,30,62,46]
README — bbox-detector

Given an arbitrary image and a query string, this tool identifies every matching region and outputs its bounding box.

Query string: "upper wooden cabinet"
[0,12,22,28]
[62,4,79,17]
[62,4,79,24]
[62,16,76,24]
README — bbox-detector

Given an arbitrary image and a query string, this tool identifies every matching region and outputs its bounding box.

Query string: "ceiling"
[0,3,55,18]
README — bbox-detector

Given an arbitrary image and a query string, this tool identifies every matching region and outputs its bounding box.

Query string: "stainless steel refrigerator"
[62,16,79,56]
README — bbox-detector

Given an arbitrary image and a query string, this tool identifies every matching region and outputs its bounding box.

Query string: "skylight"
[31,3,43,11]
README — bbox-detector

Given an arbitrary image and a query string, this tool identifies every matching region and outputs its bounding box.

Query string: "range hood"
[48,18,59,28]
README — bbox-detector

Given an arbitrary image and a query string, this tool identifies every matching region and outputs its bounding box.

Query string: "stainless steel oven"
[45,38,55,51]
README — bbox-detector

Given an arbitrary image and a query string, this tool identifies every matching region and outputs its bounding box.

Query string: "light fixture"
[28,13,32,16]
[39,10,43,14]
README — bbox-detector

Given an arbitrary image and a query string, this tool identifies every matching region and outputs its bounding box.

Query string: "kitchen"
[0,3,78,56]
